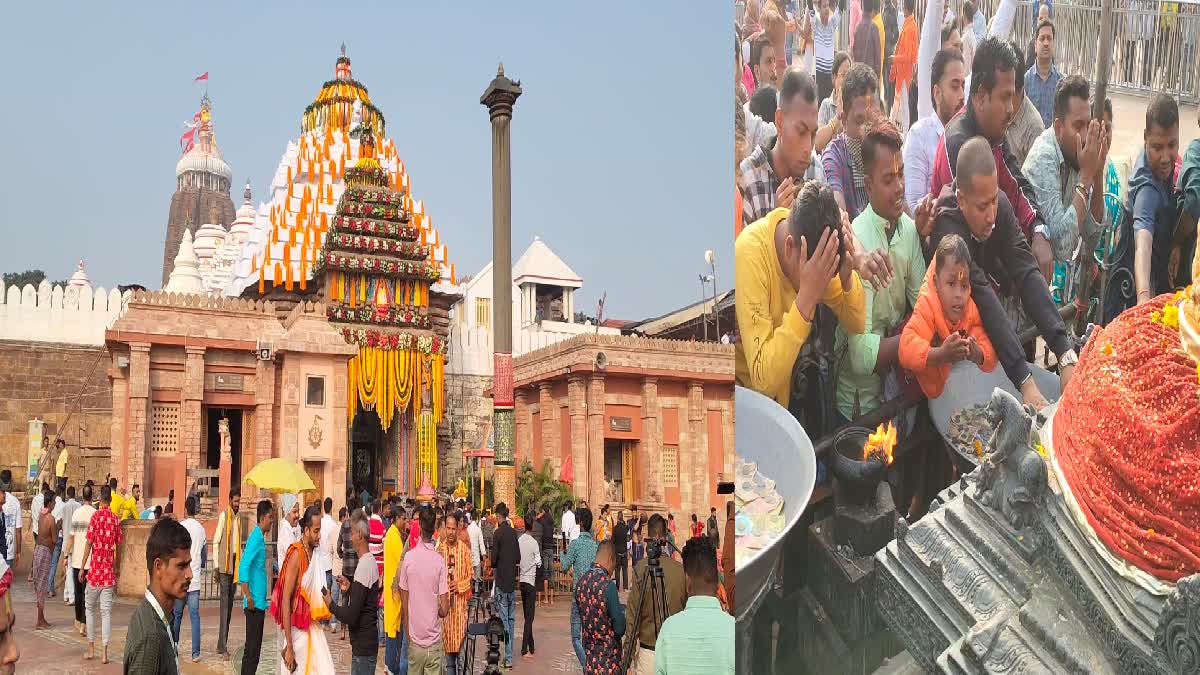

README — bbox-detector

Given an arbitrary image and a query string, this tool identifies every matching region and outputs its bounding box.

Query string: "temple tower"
[163,94,235,286]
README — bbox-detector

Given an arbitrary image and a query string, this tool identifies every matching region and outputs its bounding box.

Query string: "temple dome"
[165,229,204,294]
[193,222,227,259]
[67,259,91,289]
[175,146,232,181]
[229,180,257,241]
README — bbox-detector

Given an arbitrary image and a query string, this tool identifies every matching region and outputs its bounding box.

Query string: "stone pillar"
[181,346,206,471]
[330,361,350,511]
[253,358,276,495]
[567,376,588,496]
[538,383,556,474]
[126,343,152,491]
[682,381,706,514]
[640,378,662,503]
[110,351,129,493]
[587,375,606,508]
[514,390,530,467]
[482,63,522,510]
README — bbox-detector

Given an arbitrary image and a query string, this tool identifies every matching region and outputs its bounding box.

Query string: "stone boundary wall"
[448,321,621,376]
[0,339,112,487]
[0,281,129,346]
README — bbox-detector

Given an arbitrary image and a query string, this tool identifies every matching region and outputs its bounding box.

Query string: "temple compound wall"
[513,334,735,520]
[0,340,112,488]
[442,372,493,486]
[0,281,126,346]
[106,292,355,508]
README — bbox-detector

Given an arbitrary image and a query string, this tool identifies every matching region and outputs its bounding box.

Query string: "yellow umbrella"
[243,458,317,494]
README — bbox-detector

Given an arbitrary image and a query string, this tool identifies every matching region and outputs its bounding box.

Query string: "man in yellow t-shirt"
[736,184,882,436]
[108,479,139,520]
[382,504,406,673]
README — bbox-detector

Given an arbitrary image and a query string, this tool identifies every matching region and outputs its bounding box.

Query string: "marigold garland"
[330,215,417,239]
[347,344,445,430]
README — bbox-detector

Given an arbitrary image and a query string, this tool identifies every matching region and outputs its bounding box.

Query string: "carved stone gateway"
[875,392,1200,674]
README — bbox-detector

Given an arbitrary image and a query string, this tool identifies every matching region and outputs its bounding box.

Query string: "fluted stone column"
[568,376,588,497]
[587,375,606,508]
[514,390,530,468]
[126,343,152,491]
[181,346,206,471]
[538,383,557,474]
[640,378,662,503]
[682,381,706,514]
[482,64,522,509]
[253,358,276,496]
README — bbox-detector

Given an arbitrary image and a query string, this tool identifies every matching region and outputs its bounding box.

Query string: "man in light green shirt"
[653,538,733,675]
[835,120,930,421]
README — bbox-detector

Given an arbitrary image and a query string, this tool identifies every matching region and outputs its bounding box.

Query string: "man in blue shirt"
[1130,94,1185,304]
[1024,20,1061,127]
[237,500,274,675]
[559,506,598,669]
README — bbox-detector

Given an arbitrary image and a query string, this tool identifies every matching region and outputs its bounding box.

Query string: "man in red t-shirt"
[79,485,122,664]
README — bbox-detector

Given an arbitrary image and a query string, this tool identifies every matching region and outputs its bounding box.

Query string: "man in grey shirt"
[518,512,542,658]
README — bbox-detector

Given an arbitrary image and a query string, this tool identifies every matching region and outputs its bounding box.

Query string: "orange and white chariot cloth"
[268,542,335,674]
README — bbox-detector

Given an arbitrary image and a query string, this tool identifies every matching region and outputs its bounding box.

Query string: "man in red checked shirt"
[78,485,122,664]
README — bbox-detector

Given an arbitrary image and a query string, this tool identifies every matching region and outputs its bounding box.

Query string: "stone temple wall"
[0,281,128,346]
[441,372,493,488]
[0,339,113,489]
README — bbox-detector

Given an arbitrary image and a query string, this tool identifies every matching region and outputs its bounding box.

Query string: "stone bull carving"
[977,388,1047,531]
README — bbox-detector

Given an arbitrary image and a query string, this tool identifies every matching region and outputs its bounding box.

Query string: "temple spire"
[165,229,203,294]
[243,179,252,205]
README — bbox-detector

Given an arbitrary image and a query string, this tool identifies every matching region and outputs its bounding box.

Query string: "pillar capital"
[184,345,207,357]
[129,342,152,354]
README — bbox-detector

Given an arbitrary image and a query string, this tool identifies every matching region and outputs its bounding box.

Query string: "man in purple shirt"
[398,505,449,674]
[822,63,881,222]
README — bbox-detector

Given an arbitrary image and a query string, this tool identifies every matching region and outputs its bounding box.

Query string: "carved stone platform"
[875,470,1199,674]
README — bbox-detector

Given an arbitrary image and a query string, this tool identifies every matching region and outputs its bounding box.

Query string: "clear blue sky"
[0,3,731,321]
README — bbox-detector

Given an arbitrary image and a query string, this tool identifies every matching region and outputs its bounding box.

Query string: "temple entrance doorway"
[204,407,243,495]
[351,409,385,503]
[603,439,638,505]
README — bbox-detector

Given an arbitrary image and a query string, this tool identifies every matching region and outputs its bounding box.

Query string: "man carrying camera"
[625,514,688,675]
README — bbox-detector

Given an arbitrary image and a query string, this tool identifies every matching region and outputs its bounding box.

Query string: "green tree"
[2,269,67,289]
[515,459,574,522]
[3,269,46,289]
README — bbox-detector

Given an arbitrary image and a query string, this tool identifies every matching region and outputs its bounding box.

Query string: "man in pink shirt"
[398,506,449,674]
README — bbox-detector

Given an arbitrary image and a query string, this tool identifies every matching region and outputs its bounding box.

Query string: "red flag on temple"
[193,72,209,82]
[180,128,196,154]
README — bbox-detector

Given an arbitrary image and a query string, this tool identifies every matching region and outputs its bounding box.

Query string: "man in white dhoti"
[268,504,334,674]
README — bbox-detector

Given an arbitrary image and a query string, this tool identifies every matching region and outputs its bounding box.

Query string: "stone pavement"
[7,579,590,674]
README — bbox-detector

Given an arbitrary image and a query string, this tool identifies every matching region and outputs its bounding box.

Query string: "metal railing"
[821,0,1200,102]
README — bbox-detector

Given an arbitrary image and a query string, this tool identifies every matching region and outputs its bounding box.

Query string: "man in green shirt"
[835,118,932,422]
[653,538,734,675]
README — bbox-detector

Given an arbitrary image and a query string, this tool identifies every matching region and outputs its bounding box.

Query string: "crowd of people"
[735,0,1199,514]
[0,459,738,675]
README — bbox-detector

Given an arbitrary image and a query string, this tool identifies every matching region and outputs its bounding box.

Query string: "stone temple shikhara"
[875,246,1200,673]
[106,46,459,508]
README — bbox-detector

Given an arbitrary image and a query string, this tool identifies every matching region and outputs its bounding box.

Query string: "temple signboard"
[609,416,632,433]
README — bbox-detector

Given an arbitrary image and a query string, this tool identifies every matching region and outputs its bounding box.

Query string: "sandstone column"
[682,381,706,515]
[481,64,522,509]
[514,390,530,468]
[126,343,152,491]
[538,382,556,475]
[182,346,206,471]
[567,376,588,498]
[110,352,129,492]
[587,375,606,508]
[253,357,276,496]
[640,378,662,504]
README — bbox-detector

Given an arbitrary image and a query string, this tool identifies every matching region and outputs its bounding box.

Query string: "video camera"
[466,613,507,675]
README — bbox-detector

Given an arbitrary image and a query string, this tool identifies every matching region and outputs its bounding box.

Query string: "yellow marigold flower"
[1034,443,1047,458]
[1102,342,1115,356]
[1174,290,1185,303]
[1163,304,1180,329]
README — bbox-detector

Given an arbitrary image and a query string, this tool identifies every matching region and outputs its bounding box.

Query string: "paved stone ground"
[7,579,590,674]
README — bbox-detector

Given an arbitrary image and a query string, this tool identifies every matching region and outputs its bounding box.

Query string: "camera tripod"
[619,542,672,674]
[463,577,506,675]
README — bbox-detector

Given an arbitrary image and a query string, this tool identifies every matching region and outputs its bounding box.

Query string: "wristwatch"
[1058,348,1078,371]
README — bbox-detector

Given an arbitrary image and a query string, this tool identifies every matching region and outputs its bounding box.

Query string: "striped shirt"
[369,515,385,580]
[810,8,840,74]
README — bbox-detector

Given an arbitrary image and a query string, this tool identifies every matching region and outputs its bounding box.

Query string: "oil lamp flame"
[865,421,897,466]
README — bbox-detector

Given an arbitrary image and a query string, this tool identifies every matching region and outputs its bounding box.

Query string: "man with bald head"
[928,136,1074,411]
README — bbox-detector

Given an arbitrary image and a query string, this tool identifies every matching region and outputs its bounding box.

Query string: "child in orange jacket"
[899,234,998,398]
